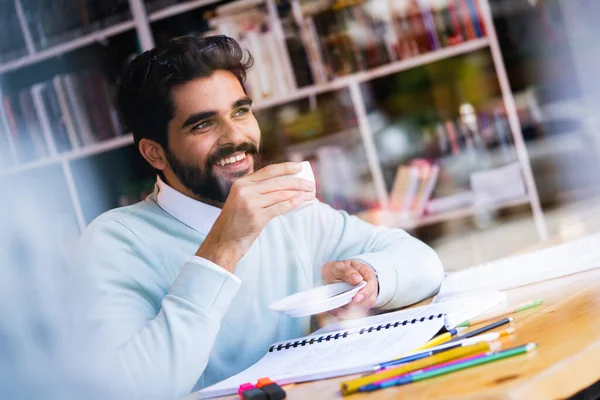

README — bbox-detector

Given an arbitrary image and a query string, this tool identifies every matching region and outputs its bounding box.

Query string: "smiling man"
[74,36,444,398]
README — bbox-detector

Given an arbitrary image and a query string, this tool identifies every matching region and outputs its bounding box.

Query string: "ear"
[139,138,168,171]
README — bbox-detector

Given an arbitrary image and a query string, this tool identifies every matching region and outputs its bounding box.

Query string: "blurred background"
[1,0,600,273]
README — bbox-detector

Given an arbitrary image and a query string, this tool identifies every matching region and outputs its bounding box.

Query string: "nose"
[218,119,247,146]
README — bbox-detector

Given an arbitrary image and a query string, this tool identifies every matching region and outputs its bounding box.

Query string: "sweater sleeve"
[294,202,444,310]
[73,219,240,399]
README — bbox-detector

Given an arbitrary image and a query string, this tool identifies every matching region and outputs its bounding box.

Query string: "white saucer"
[269,281,367,317]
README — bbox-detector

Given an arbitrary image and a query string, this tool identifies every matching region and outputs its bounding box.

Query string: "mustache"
[206,142,258,166]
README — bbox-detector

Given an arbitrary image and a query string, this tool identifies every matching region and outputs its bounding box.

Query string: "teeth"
[216,152,246,166]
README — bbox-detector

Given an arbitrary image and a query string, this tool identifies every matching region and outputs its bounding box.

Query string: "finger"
[353,278,378,310]
[323,261,363,285]
[263,191,313,219]
[258,190,315,209]
[349,262,378,309]
[248,162,302,182]
[256,176,315,194]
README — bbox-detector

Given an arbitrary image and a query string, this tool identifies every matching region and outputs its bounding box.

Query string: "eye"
[192,120,214,131]
[233,107,250,117]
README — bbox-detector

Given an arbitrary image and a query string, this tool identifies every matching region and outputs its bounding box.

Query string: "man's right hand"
[195,162,315,273]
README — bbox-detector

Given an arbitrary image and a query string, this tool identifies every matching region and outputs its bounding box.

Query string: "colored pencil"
[457,299,543,327]
[359,343,537,392]
[446,317,513,344]
[386,327,515,368]
[373,343,462,370]
[340,341,491,395]
[412,327,464,352]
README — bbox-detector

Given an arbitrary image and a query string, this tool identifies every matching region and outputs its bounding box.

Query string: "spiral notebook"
[195,292,505,399]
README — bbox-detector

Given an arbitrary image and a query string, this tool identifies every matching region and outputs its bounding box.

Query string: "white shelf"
[0,134,134,177]
[0,20,136,75]
[356,196,531,231]
[149,0,222,22]
[0,39,490,178]
[254,38,490,111]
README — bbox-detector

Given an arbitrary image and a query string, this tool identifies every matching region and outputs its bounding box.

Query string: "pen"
[457,299,543,327]
[446,317,513,344]
[359,343,537,392]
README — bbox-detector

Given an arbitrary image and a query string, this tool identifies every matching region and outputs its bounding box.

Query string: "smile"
[215,151,247,167]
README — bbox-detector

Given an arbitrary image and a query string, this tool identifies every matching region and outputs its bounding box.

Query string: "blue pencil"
[374,343,462,370]
[373,328,462,370]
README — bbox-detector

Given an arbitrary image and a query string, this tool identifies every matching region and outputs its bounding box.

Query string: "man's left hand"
[321,260,379,315]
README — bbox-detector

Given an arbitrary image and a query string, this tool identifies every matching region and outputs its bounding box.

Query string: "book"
[402,166,422,213]
[418,0,442,50]
[466,0,484,37]
[447,0,465,44]
[18,89,49,160]
[413,163,440,216]
[41,82,73,153]
[2,96,24,161]
[457,0,476,40]
[30,84,57,157]
[195,291,507,398]
[389,165,411,211]
[53,76,80,150]
[62,73,96,146]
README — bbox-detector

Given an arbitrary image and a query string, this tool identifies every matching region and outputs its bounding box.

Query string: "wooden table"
[224,268,600,400]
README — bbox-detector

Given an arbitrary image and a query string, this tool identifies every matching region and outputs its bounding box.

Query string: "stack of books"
[21,0,131,49]
[0,2,28,64]
[389,158,440,217]
[301,0,487,82]
[0,69,121,166]
[203,0,296,101]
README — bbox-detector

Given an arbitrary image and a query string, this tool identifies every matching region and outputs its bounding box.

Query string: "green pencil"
[458,299,544,327]
[359,343,537,392]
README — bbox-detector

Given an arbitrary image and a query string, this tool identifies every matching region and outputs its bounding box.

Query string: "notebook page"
[313,290,507,335]
[436,233,600,302]
[196,316,443,398]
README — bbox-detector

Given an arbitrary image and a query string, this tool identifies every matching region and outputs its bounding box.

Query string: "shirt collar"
[154,175,221,235]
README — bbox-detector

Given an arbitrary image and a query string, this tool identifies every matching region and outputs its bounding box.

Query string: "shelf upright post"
[265,0,298,92]
[479,0,548,240]
[348,80,389,210]
[61,160,86,232]
[14,0,36,55]
[128,0,155,52]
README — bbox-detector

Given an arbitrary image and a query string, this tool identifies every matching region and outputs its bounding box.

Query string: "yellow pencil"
[340,341,492,395]
[410,327,465,353]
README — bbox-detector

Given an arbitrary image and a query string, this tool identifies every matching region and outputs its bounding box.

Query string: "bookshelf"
[0,0,549,241]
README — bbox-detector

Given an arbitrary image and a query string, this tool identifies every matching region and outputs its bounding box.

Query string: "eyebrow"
[181,97,253,129]
[233,97,253,108]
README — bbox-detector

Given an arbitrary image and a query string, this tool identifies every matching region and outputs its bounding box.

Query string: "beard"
[166,142,260,205]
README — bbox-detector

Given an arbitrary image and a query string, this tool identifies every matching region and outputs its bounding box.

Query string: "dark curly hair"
[117,35,254,150]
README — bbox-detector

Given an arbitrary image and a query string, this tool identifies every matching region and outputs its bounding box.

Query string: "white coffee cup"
[289,161,316,213]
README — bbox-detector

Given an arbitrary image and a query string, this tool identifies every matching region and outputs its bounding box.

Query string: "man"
[74,35,444,398]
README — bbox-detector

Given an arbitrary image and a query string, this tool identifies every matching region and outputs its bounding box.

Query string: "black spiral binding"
[268,313,444,352]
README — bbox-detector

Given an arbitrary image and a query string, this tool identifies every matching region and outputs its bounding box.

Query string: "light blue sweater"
[74,184,444,399]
